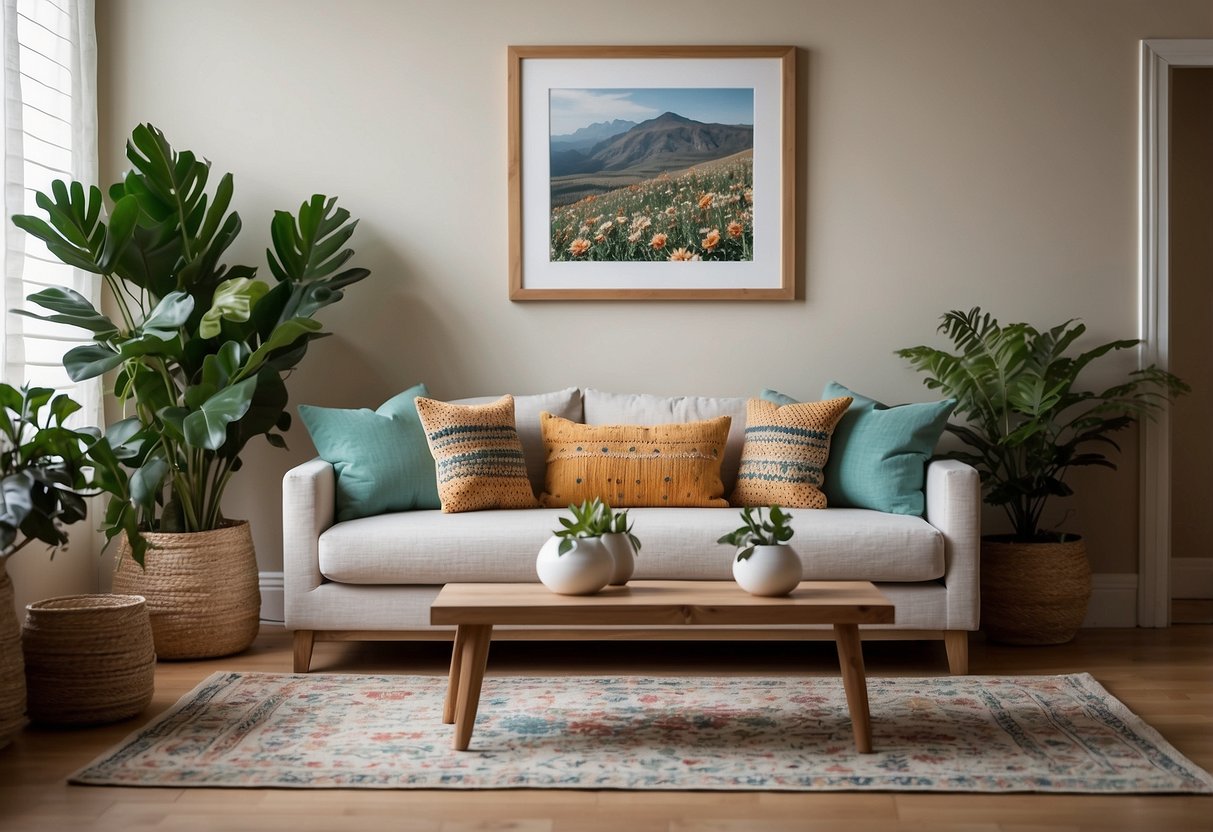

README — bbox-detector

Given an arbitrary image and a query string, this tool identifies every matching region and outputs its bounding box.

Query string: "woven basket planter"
[112,521,260,660]
[22,594,154,726]
[0,561,26,747]
[980,535,1091,645]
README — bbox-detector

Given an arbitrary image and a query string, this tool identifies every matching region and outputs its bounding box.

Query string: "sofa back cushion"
[539,412,731,508]
[415,395,539,512]
[454,387,582,497]
[731,396,852,509]
[583,389,748,493]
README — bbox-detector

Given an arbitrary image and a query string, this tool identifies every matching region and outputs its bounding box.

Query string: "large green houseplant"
[897,307,1187,643]
[11,124,370,657]
[0,384,98,746]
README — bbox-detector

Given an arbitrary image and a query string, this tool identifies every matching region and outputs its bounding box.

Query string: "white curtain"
[0,0,99,429]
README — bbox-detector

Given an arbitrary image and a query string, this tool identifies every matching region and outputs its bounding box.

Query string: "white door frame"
[1138,40,1213,627]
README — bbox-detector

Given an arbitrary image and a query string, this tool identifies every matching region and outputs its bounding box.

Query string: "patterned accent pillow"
[539,413,731,508]
[731,396,853,509]
[414,395,539,513]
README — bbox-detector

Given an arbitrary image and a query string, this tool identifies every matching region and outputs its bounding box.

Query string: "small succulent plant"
[718,505,794,561]
[606,506,642,555]
[553,498,642,556]
[553,498,608,555]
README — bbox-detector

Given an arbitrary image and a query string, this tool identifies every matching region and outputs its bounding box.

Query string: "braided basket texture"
[22,594,154,726]
[111,521,260,659]
[0,562,26,747]
[980,536,1091,645]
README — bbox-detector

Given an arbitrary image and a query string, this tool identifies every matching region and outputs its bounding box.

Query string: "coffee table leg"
[453,624,492,751]
[443,625,471,724]
[833,623,873,753]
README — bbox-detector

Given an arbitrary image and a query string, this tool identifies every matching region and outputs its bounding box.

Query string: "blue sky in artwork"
[550,88,754,136]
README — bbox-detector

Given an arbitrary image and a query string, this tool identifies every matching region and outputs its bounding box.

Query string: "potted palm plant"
[11,124,370,658]
[897,307,1187,644]
[0,384,96,746]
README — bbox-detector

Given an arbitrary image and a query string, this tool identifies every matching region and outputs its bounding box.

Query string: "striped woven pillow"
[415,395,539,512]
[731,396,853,508]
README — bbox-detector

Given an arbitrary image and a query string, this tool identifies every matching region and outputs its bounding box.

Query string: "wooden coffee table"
[429,580,894,753]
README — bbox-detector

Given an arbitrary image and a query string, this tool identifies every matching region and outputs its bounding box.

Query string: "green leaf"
[18,287,119,338]
[199,277,269,338]
[184,383,217,410]
[265,195,370,321]
[99,194,140,272]
[201,341,245,390]
[0,471,36,551]
[48,393,81,426]
[182,377,257,450]
[157,406,190,442]
[118,332,181,360]
[129,455,168,514]
[235,317,323,380]
[140,291,193,341]
[63,344,124,382]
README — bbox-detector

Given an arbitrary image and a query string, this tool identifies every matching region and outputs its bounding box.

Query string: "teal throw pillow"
[299,382,441,521]
[762,383,955,516]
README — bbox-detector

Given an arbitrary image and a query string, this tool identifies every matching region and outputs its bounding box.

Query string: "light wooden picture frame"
[508,46,796,301]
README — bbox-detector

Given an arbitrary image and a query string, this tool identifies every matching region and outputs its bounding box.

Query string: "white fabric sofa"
[283,389,981,673]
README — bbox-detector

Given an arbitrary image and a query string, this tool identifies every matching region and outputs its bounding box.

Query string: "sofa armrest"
[925,459,981,630]
[283,457,336,628]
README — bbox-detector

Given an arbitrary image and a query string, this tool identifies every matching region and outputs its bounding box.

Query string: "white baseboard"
[1172,558,1213,599]
[259,571,284,624]
[1082,573,1138,628]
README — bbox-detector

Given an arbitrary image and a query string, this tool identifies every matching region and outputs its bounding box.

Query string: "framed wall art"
[508,45,796,300]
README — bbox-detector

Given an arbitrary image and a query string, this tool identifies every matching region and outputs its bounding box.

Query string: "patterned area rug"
[71,671,1213,792]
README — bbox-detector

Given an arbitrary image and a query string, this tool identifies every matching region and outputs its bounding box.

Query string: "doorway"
[1139,40,1213,627]
[1168,67,1213,624]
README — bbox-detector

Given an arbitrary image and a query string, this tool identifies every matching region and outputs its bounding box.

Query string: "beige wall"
[1169,68,1213,565]
[81,0,1213,591]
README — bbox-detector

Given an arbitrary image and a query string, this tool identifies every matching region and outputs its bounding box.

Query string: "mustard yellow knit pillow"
[540,413,731,508]
[415,395,539,512]
[731,396,853,509]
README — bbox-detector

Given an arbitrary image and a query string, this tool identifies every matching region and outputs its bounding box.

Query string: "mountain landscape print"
[549,88,754,263]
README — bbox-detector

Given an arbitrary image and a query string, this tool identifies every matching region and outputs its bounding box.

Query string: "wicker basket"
[22,594,155,726]
[980,535,1091,645]
[0,561,26,747]
[111,521,260,660]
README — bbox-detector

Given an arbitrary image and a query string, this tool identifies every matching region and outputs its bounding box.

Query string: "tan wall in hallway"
[78,0,1213,595]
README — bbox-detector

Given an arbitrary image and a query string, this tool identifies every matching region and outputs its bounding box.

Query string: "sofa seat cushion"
[318,508,944,585]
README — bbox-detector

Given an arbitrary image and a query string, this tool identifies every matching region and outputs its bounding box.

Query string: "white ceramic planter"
[732,544,803,596]
[601,532,637,586]
[536,536,613,595]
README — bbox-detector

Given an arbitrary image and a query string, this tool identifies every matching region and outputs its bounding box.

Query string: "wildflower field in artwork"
[550,153,753,263]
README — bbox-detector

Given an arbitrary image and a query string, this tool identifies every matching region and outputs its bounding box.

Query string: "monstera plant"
[12,124,369,565]
[10,124,370,658]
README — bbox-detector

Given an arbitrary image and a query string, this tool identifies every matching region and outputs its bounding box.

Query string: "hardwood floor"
[0,625,1210,831]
